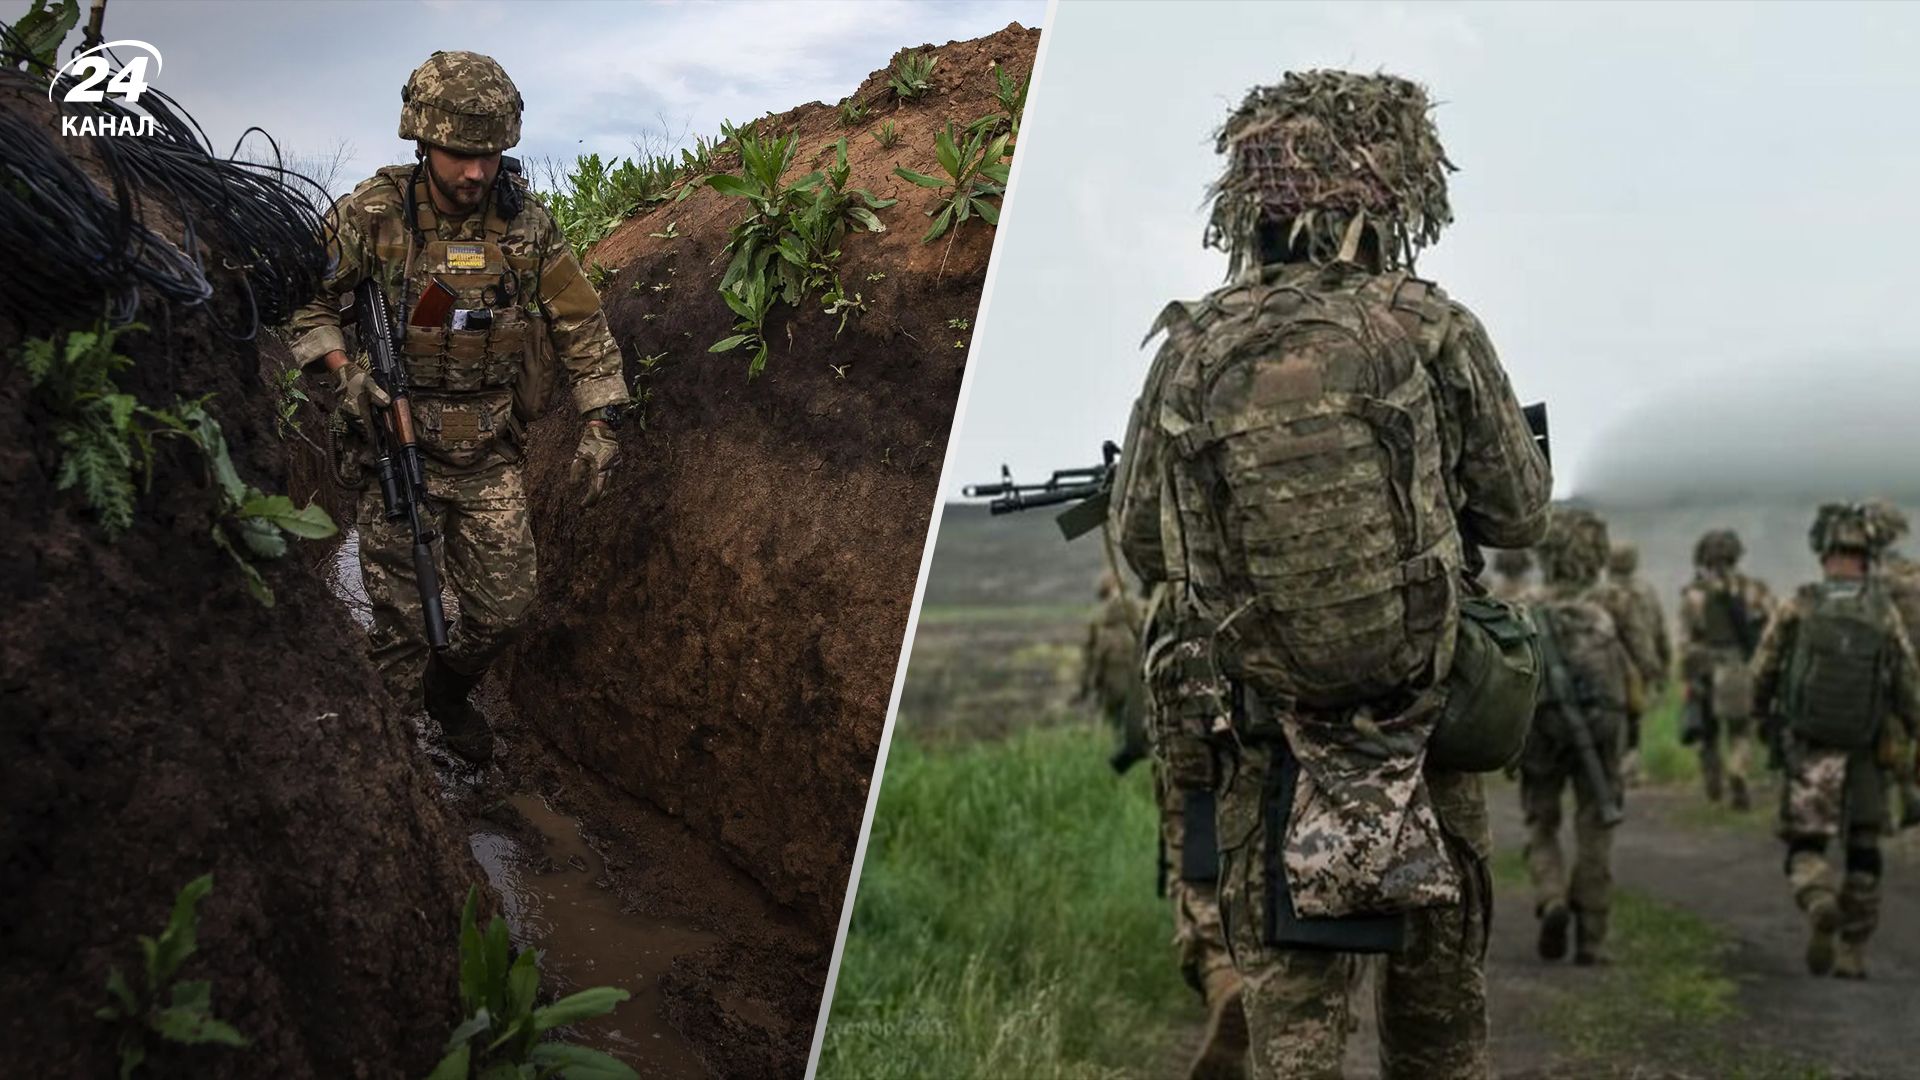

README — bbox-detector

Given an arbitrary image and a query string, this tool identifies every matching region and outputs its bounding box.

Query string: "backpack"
[1782,580,1892,750]
[1158,266,1462,712]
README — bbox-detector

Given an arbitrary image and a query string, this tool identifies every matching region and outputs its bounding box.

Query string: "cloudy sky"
[86,0,1044,190]
[955,0,1920,503]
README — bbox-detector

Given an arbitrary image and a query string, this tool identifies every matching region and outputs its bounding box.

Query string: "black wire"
[0,23,335,338]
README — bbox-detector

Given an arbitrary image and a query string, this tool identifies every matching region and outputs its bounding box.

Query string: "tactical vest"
[1697,577,1758,655]
[1156,265,1462,712]
[1782,579,1892,750]
[365,165,545,467]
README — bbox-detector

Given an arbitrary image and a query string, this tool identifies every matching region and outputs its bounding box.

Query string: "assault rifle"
[1530,606,1625,827]
[354,276,451,649]
[962,440,1120,541]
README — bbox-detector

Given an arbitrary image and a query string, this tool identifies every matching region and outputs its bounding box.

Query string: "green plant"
[710,270,776,377]
[6,0,78,70]
[647,220,679,239]
[894,122,1012,244]
[871,121,901,150]
[888,51,938,101]
[992,63,1029,124]
[838,97,868,126]
[946,316,970,330]
[427,888,636,1080]
[585,261,613,291]
[271,366,309,440]
[96,874,248,1079]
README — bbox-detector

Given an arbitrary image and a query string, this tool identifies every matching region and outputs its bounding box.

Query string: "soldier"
[1677,529,1774,809]
[1520,508,1634,965]
[1488,548,1536,603]
[289,52,630,764]
[1080,572,1149,774]
[1751,504,1920,978]
[1865,500,1920,829]
[1597,540,1670,784]
[1112,70,1550,1078]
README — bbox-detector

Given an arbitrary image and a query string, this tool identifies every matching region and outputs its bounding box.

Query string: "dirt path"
[1333,778,1920,1078]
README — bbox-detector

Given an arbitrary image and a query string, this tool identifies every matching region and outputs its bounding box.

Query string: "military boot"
[1186,966,1248,1080]
[1804,893,1840,976]
[1537,898,1571,961]
[1574,907,1610,966]
[424,654,492,766]
[1832,941,1867,980]
[1728,774,1751,813]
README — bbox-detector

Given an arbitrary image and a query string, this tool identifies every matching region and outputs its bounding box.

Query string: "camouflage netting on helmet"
[1206,70,1453,276]
[1809,502,1894,556]
[399,51,523,154]
[1538,506,1610,586]
[1694,528,1744,570]
[1608,541,1639,576]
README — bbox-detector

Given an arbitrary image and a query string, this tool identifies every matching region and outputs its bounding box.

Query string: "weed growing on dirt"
[838,97,869,126]
[707,132,893,375]
[585,261,613,292]
[887,51,938,102]
[817,725,1196,1079]
[271,366,308,440]
[992,63,1029,131]
[427,887,637,1080]
[946,317,970,330]
[894,122,1011,245]
[537,152,702,260]
[871,121,901,150]
[20,320,336,602]
[96,874,248,1079]
[647,220,679,240]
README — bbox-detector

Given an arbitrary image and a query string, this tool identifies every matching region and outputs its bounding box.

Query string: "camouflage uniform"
[1082,575,1149,774]
[1677,530,1774,808]
[1595,541,1668,783]
[1487,548,1535,604]
[1751,504,1920,978]
[1878,551,1920,828]
[1520,509,1633,964]
[288,53,628,752]
[1113,71,1550,1080]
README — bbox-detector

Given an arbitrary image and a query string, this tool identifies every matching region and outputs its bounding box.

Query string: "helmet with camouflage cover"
[1206,69,1454,277]
[1693,528,1743,571]
[1608,540,1639,577]
[1809,502,1885,557]
[1491,548,1533,579]
[1537,505,1610,586]
[1864,498,1910,553]
[400,51,523,154]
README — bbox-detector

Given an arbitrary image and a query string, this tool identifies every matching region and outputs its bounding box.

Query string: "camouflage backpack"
[1781,579,1894,750]
[1156,263,1461,713]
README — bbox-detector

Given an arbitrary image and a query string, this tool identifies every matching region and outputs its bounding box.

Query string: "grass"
[816,724,1197,1079]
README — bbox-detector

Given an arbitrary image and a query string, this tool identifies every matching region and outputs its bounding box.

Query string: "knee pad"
[1845,846,1882,879]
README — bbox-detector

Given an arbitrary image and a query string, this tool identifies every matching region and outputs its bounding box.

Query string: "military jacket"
[1678,570,1774,674]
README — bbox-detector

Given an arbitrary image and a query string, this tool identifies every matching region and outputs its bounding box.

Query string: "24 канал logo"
[50,39,162,137]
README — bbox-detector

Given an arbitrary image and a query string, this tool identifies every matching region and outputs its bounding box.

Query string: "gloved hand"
[570,421,620,508]
[334,357,391,424]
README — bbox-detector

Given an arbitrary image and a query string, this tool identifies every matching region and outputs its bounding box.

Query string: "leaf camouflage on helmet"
[1206,70,1455,277]
[1537,505,1610,587]
[1809,501,1894,557]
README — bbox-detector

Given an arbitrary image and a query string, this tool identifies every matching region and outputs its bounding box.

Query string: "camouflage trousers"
[1779,738,1885,946]
[1695,660,1755,801]
[356,460,537,697]
[1519,708,1626,949]
[1218,743,1491,1080]
[1156,762,1233,1002]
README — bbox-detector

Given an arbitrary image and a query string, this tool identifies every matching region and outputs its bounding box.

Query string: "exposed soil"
[0,95,481,1079]
[501,23,1040,1070]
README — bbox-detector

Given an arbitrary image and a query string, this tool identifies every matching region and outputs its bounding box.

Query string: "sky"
[74,0,1045,191]
[953,0,1920,503]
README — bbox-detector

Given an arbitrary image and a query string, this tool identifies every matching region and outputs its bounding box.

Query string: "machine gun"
[962,440,1120,541]
[354,276,450,649]
[1530,605,1625,827]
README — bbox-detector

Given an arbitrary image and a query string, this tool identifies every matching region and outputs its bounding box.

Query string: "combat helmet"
[1693,528,1744,571]
[400,51,523,154]
[1809,502,1884,557]
[1864,499,1910,554]
[1608,541,1639,577]
[1537,506,1610,586]
[1206,70,1454,277]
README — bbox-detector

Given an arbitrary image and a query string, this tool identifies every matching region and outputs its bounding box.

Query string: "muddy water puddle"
[470,794,714,1078]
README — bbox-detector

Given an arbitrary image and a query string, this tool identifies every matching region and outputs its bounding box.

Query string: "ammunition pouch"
[411,389,520,468]
[1428,596,1541,773]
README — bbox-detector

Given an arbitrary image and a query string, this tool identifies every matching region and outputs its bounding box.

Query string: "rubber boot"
[1804,893,1840,976]
[1186,966,1249,1080]
[1574,906,1610,967]
[1537,898,1571,961]
[424,654,492,766]
[1832,940,1866,980]
[1729,774,1751,813]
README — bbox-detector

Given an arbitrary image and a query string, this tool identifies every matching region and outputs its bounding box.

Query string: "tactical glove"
[570,422,620,508]
[334,358,391,425]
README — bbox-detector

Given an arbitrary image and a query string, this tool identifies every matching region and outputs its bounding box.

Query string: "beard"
[427,162,488,213]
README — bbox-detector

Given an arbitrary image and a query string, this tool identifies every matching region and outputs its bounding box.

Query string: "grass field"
[817,723,1200,1079]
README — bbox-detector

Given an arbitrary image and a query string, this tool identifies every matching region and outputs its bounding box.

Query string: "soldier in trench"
[288,52,631,765]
